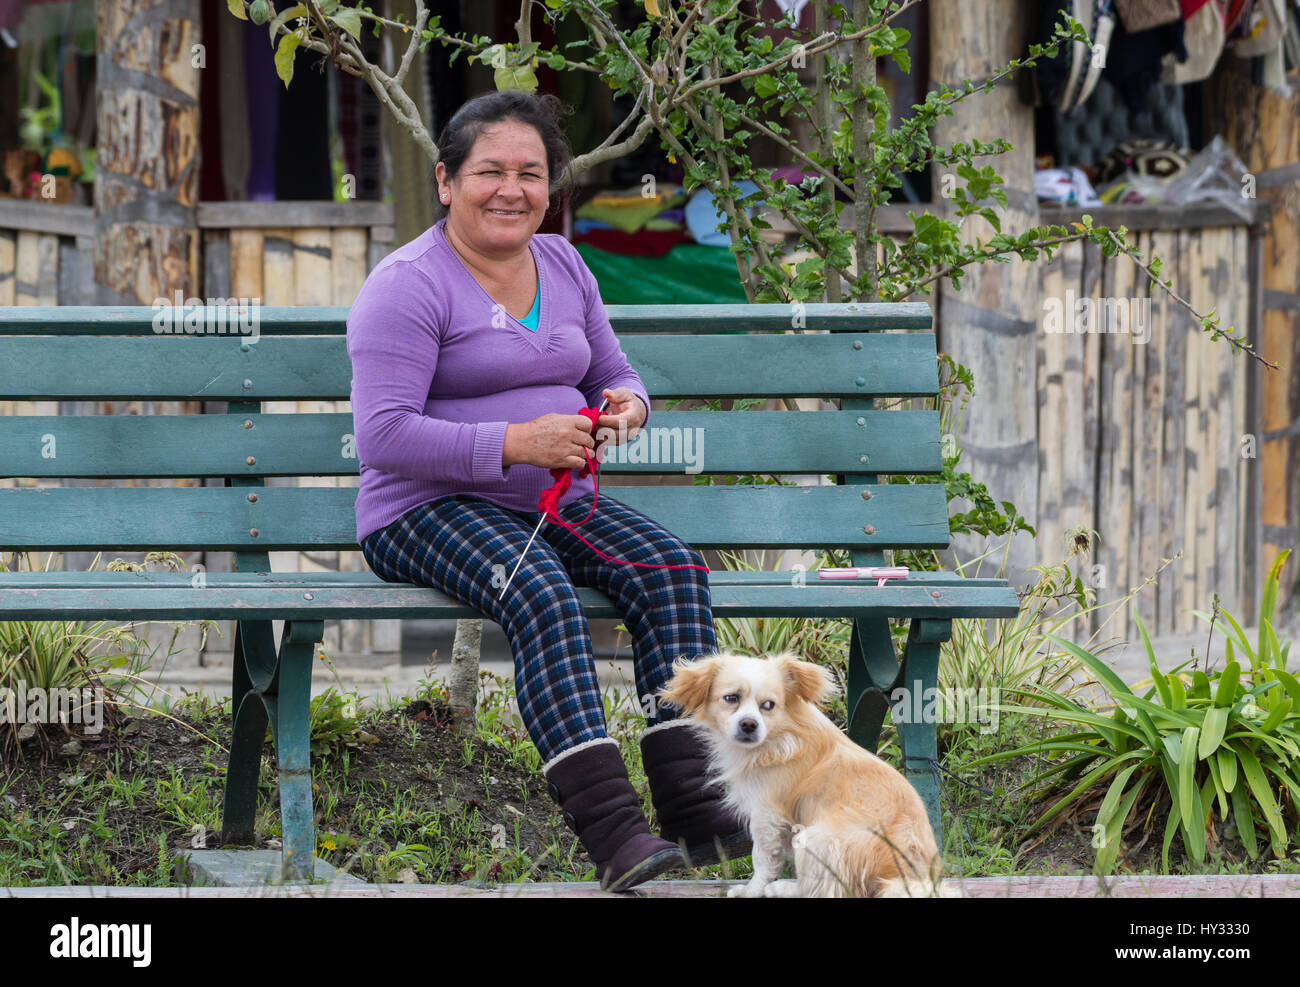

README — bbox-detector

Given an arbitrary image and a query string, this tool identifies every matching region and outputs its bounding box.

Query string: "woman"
[347,91,747,891]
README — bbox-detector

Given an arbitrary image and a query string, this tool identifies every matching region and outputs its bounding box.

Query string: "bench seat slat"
[0,583,1021,622]
[0,303,933,336]
[0,411,941,478]
[0,334,938,401]
[0,484,950,551]
[0,570,1014,590]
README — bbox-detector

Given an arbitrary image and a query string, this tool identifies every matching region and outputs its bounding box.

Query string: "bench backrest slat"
[0,411,940,479]
[0,333,937,401]
[0,303,934,336]
[0,484,948,552]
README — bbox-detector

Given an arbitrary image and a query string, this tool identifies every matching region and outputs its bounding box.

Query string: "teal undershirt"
[518,276,541,331]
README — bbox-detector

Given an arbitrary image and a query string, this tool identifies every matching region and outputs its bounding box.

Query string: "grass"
[4,676,1297,887]
[0,662,761,888]
[2,546,1294,887]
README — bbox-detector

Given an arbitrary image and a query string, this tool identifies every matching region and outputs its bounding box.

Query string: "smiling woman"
[345,90,748,892]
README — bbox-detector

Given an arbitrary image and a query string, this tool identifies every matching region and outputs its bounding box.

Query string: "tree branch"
[672,0,922,104]
[734,110,853,199]
[1103,229,1278,369]
[392,0,429,89]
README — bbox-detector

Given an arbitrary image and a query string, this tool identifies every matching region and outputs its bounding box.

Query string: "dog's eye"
[760,700,776,711]
[722,693,739,704]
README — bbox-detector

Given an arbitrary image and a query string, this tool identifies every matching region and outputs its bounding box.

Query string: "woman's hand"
[594,387,647,449]
[503,413,597,470]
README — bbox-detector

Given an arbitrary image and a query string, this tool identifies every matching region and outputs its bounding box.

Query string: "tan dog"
[660,650,951,898]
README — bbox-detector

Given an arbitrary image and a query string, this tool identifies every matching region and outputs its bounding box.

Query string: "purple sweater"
[346,219,651,544]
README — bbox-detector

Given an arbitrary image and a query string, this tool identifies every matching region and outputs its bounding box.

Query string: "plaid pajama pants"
[360,492,716,762]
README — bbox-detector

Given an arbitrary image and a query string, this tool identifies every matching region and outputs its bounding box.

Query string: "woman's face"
[437,119,550,257]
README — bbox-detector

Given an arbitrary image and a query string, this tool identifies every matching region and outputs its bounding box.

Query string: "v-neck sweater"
[346,218,651,544]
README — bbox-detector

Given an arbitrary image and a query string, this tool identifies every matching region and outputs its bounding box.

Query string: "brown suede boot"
[640,720,752,867]
[543,738,685,892]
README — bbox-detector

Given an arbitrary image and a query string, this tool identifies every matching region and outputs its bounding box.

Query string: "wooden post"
[930,0,1041,593]
[93,0,201,304]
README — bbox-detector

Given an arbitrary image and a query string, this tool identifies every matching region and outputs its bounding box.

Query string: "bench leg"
[268,620,322,883]
[896,619,952,851]
[219,618,323,883]
[845,617,900,752]
[221,620,277,845]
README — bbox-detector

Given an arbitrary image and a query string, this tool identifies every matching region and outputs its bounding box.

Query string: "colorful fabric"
[575,243,750,304]
[571,227,692,257]
[346,218,651,543]
[360,492,716,760]
[575,185,689,233]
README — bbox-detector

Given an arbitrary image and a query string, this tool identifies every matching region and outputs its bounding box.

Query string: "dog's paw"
[763,879,802,898]
[728,879,770,899]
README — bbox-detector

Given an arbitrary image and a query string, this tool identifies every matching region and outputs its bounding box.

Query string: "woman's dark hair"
[435,91,573,217]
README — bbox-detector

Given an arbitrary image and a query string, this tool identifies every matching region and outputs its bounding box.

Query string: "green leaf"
[1191,669,1211,700]
[274,32,301,88]
[1206,752,1229,819]
[267,3,308,44]
[1215,747,1238,793]
[1261,549,1289,628]
[1259,696,1292,734]
[1169,673,1187,710]
[1176,726,1203,862]
[329,7,362,40]
[1135,611,1172,710]
[1094,765,1142,874]
[1229,777,1258,858]
[754,75,779,99]
[978,206,1001,234]
[495,63,539,93]
[1198,706,1228,758]
[1262,619,1282,671]
[1215,661,1241,708]
[227,0,247,20]
[1273,668,1300,706]
[476,43,508,69]
[1233,743,1286,855]
[1161,792,1181,871]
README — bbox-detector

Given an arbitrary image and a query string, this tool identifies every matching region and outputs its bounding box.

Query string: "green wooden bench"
[0,302,1020,882]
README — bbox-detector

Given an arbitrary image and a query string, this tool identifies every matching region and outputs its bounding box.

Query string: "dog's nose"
[739,717,758,735]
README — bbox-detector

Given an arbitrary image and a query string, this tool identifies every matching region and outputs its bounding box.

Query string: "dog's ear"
[775,652,837,705]
[659,654,721,715]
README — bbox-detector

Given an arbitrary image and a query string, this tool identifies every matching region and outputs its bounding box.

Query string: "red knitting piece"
[537,406,708,574]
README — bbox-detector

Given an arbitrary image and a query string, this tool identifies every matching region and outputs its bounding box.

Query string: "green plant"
[970,555,1300,874]
[1193,550,1294,678]
[18,72,60,151]
[272,688,378,756]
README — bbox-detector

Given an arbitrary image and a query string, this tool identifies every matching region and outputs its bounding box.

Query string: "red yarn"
[538,407,709,574]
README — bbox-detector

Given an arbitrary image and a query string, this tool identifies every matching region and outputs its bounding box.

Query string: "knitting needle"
[499,398,609,598]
